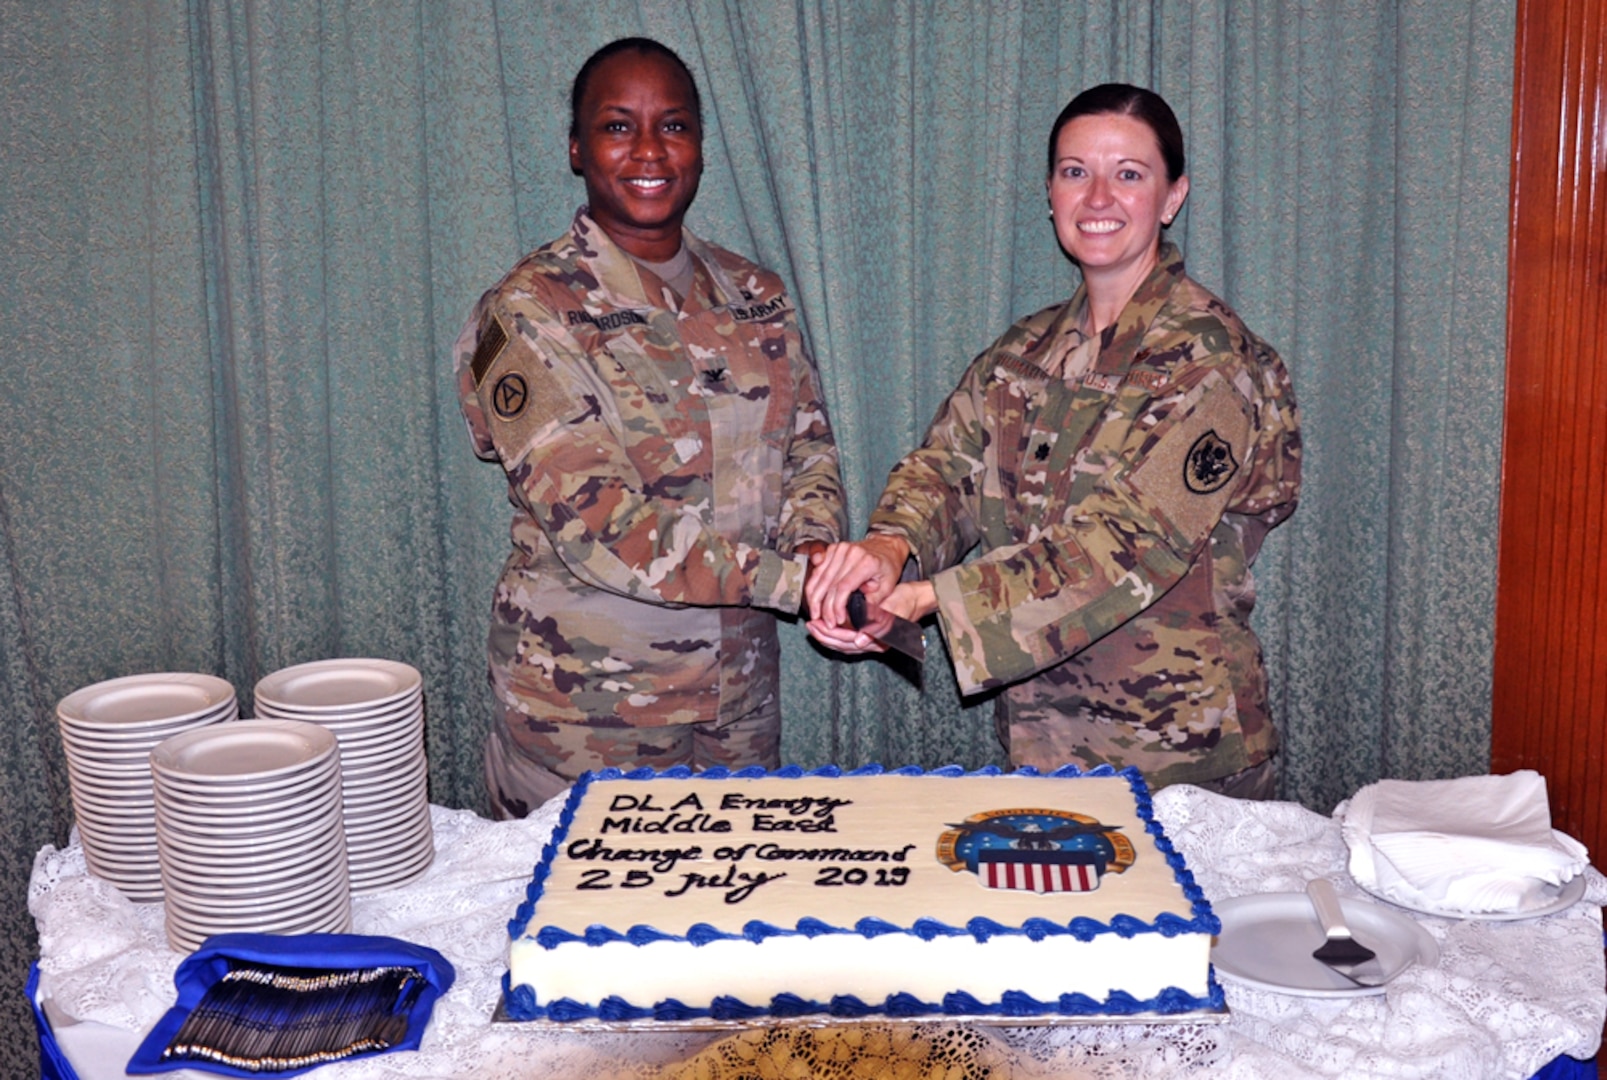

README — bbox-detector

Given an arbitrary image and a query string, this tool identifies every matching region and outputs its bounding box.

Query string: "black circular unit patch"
[492,372,528,420]
[1184,430,1239,494]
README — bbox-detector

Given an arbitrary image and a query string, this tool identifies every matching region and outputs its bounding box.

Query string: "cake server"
[1306,878,1388,987]
[846,591,927,662]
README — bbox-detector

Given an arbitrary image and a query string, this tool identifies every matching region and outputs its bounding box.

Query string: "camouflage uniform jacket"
[454,210,846,728]
[869,245,1300,786]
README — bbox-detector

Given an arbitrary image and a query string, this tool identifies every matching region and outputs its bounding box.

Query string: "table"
[29,785,1607,1079]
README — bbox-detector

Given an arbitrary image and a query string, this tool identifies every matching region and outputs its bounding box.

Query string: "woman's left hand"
[807,580,937,655]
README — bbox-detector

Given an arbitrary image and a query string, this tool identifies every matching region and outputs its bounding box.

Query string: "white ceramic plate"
[349,843,435,893]
[155,808,343,857]
[342,749,427,792]
[340,751,422,785]
[1354,874,1587,921]
[57,673,236,729]
[65,772,155,804]
[161,849,348,904]
[154,784,341,831]
[80,842,160,872]
[346,811,432,857]
[342,796,427,832]
[152,753,339,802]
[151,757,340,803]
[254,659,420,713]
[257,698,422,730]
[58,716,232,758]
[78,826,158,856]
[334,731,424,769]
[165,895,352,942]
[164,884,349,929]
[1211,891,1439,997]
[150,719,336,782]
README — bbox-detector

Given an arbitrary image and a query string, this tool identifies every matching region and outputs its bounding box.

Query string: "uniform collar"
[569,207,743,313]
[1067,242,1186,376]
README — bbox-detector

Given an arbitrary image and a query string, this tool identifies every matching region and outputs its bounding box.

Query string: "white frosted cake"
[504,764,1222,1023]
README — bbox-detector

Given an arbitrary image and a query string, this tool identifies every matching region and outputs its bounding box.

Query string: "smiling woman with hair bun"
[453,38,844,819]
[807,84,1302,799]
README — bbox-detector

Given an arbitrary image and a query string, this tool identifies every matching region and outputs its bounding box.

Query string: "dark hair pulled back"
[570,37,703,141]
[1047,83,1185,182]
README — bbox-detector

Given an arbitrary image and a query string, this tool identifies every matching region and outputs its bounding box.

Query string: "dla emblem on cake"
[936,809,1136,893]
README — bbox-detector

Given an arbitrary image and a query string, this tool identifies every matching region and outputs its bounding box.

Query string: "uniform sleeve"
[866,357,991,575]
[457,292,807,614]
[927,357,1259,697]
[774,327,847,552]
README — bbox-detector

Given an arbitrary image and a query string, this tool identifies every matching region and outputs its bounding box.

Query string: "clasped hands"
[798,535,937,655]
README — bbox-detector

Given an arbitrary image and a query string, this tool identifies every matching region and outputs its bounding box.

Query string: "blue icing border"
[505,763,1220,1023]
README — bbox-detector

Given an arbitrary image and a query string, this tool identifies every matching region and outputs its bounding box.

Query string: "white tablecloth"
[30,786,1607,1079]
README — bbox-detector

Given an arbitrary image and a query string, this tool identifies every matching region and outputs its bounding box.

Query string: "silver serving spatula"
[1307,878,1388,987]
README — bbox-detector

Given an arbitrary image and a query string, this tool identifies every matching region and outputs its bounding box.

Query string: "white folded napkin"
[1339,771,1589,914]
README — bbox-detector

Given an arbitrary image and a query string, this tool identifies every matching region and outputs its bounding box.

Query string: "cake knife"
[846,591,927,662]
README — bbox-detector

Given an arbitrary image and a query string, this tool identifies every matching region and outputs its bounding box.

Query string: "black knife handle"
[846,590,869,631]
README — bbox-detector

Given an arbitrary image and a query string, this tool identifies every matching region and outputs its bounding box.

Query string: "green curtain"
[0,0,1513,1069]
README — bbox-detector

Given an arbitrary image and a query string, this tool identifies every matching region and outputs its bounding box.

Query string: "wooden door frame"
[1491,0,1606,863]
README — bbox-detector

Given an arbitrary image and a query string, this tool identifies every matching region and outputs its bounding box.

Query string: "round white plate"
[347,815,431,853]
[81,842,160,872]
[152,753,339,802]
[69,797,153,829]
[1354,874,1587,921]
[58,673,236,728]
[155,807,343,855]
[154,781,341,828]
[160,854,345,894]
[257,697,422,729]
[60,739,167,771]
[166,896,353,940]
[336,735,424,772]
[254,659,420,713]
[165,894,351,939]
[1211,891,1439,997]
[159,846,346,892]
[62,752,153,784]
[72,813,156,847]
[150,719,336,782]
[164,880,349,926]
[343,747,427,788]
[65,774,155,805]
[151,756,340,803]
[161,848,347,900]
[155,804,343,853]
[342,794,427,831]
[350,843,435,893]
[58,715,231,756]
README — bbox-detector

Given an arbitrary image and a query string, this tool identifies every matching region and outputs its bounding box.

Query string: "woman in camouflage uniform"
[807,85,1300,797]
[456,39,845,818]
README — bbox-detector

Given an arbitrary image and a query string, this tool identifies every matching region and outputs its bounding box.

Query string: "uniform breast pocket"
[590,332,713,491]
[715,320,795,527]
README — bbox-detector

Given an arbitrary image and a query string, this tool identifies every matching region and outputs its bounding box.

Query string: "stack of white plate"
[150,718,352,952]
[56,673,238,901]
[254,658,433,894]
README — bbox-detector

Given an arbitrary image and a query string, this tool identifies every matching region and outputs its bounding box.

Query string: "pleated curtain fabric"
[0,0,1513,1066]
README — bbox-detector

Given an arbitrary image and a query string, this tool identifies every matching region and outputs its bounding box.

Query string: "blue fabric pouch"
[125,933,454,1077]
[28,961,83,1080]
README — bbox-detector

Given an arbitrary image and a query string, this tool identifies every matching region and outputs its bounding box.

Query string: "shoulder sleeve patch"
[469,314,508,388]
[474,322,590,465]
[1129,376,1253,544]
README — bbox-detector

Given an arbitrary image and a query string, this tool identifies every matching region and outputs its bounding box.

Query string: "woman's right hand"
[804,535,909,625]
